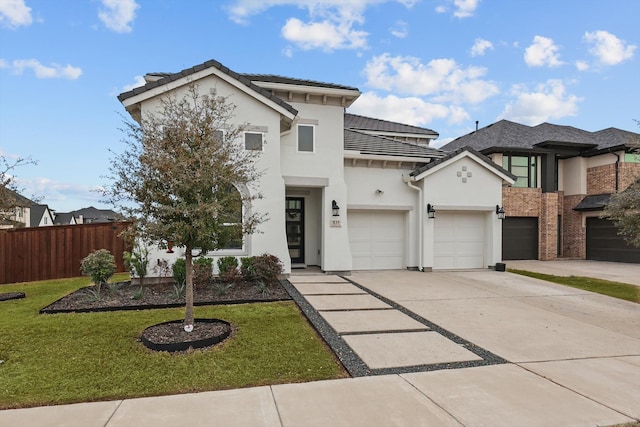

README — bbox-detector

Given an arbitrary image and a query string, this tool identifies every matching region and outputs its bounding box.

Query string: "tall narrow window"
[244,132,263,151]
[503,155,537,188]
[297,125,314,152]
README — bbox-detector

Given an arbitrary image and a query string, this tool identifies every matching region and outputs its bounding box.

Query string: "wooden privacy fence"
[0,222,132,285]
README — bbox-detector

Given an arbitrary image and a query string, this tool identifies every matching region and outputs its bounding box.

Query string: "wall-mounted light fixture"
[496,205,506,220]
[332,200,340,217]
[427,203,436,219]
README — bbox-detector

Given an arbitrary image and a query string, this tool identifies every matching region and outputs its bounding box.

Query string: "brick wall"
[619,163,640,190]
[539,192,559,260]
[563,194,586,258]
[502,187,541,217]
[587,162,640,194]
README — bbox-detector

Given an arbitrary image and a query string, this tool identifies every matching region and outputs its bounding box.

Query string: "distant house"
[1,190,35,229]
[69,207,124,224]
[441,119,640,263]
[53,212,78,226]
[30,204,55,227]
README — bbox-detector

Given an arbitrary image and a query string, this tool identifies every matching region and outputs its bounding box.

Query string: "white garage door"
[348,211,405,270]
[434,212,485,269]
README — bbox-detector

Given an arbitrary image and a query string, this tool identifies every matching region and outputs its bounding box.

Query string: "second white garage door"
[348,211,405,270]
[434,211,485,269]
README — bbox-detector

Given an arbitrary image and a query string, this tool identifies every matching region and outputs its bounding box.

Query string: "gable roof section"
[242,74,358,91]
[118,59,298,118]
[345,113,438,138]
[71,206,123,223]
[441,119,639,156]
[344,129,444,160]
[2,188,33,207]
[410,147,516,183]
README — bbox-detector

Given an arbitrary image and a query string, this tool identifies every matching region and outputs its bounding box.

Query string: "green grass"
[0,275,346,409]
[509,269,640,303]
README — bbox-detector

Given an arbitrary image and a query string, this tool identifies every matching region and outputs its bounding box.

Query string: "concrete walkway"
[2,270,639,426]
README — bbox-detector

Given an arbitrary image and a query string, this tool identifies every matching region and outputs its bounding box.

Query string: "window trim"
[503,154,538,188]
[244,131,264,151]
[296,124,315,153]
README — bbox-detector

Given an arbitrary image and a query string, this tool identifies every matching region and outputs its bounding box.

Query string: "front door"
[285,197,305,264]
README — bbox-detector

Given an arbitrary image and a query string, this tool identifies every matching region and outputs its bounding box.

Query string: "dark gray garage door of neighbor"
[586,217,640,263]
[502,217,538,260]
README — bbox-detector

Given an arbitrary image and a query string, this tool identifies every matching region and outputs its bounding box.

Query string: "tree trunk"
[184,247,195,329]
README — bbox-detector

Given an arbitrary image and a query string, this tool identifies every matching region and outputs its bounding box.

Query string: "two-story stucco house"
[442,120,640,263]
[118,58,515,275]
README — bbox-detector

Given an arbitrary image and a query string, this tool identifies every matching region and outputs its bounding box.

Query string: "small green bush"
[194,257,214,287]
[252,253,283,285]
[240,257,255,282]
[172,258,186,285]
[218,256,241,283]
[123,243,150,285]
[80,249,117,293]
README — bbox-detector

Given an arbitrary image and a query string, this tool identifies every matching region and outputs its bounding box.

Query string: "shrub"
[122,243,150,285]
[80,249,117,293]
[172,258,186,285]
[240,257,255,282]
[193,257,214,287]
[217,256,241,284]
[252,253,283,285]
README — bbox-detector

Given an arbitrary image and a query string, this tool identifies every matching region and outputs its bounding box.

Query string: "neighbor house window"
[503,155,538,188]
[244,132,263,151]
[624,153,640,163]
[297,124,314,152]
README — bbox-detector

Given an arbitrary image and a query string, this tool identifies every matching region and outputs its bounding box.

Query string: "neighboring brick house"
[442,120,640,263]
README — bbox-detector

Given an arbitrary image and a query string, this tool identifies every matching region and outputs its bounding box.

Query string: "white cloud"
[281,15,368,51]
[524,35,563,67]
[227,1,416,51]
[470,38,493,57]
[584,30,636,66]
[390,20,408,38]
[452,0,480,18]
[0,0,32,29]
[363,53,499,104]
[98,0,139,33]
[349,91,470,126]
[3,58,82,79]
[575,60,589,71]
[19,177,106,211]
[499,79,582,125]
[121,75,145,92]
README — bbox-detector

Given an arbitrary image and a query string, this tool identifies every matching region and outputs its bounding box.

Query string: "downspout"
[610,150,620,192]
[403,175,423,272]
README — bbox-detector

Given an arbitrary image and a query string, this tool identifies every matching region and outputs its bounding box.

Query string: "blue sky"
[1,0,638,212]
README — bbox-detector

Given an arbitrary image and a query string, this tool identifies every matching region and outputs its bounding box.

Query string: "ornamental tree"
[104,84,265,330]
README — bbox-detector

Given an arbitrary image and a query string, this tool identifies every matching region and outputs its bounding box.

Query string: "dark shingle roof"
[410,146,516,181]
[117,59,298,116]
[345,113,438,137]
[345,129,443,159]
[441,119,639,155]
[573,194,611,211]
[71,207,123,223]
[53,212,76,225]
[242,74,359,91]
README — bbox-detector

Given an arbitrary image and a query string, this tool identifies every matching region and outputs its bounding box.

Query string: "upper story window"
[624,152,640,163]
[297,124,314,152]
[244,132,263,151]
[503,155,538,188]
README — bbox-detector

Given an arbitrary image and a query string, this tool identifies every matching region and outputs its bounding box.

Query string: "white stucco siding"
[345,165,419,269]
[138,74,291,274]
[420,155,505,270]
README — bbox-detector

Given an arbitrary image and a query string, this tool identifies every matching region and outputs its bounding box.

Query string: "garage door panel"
[502,217,538,260]
[348,211,405,270]
[434,212,485,270]
[586,218,640,263]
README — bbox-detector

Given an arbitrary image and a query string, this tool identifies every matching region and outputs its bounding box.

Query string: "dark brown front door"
[286,197,305,264]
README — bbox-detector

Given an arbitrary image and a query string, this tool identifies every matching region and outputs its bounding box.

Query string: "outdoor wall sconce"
[332,200,340,217]
[496,205,506,220]
[427,203,436,219]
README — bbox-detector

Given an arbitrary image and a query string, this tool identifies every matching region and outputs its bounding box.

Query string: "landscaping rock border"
[140,318,232,353]
[0,292,26,302]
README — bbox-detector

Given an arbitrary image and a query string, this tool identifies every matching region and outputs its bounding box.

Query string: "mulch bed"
[40,280,291,314]
[0,292,26,302]
[140,318,233,352]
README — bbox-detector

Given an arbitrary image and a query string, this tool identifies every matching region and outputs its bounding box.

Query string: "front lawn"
[509,269,640,303]
[0,275,347,409]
